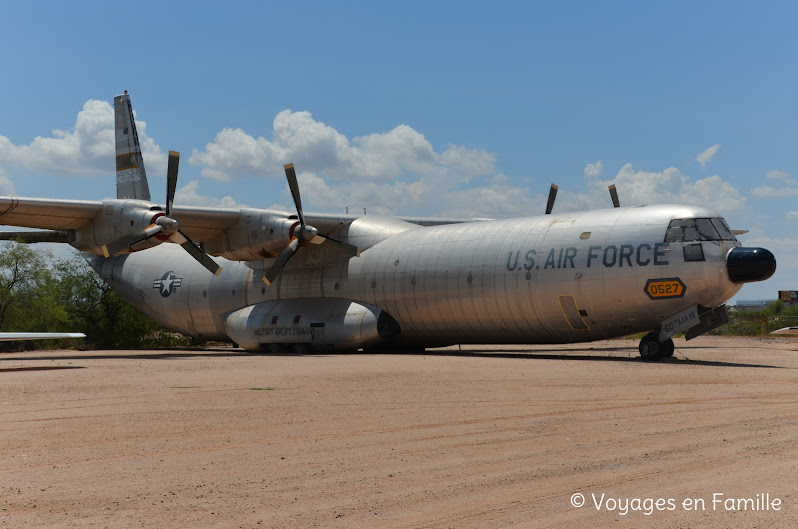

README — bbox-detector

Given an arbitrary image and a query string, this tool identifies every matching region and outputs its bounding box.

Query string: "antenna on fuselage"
[545,184,558,214]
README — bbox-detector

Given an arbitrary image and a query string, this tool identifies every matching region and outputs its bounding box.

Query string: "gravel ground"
[1,336,797,528]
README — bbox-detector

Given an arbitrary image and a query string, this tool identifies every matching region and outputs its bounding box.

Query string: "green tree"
[0,242,66,333]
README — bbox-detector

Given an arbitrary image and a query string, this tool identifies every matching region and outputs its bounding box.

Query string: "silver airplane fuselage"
[88,203,749,350]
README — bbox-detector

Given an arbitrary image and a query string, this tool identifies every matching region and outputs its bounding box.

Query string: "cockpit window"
[695,219,720,240]
[711,218,736,240]
[665,218,737,243]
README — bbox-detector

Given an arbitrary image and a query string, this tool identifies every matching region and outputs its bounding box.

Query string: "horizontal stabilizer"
[0,332,85,342]
[770,327,798,336]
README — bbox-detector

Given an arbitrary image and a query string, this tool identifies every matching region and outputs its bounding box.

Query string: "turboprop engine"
[224,299,401,353]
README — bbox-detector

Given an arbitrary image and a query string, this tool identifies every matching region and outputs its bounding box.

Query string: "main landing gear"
[638,332,674,361]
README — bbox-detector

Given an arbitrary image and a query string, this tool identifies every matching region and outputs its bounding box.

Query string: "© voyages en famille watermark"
[570,492,782,516]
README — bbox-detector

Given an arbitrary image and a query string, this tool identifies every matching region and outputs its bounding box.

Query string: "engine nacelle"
[204,208,297,261]
[71,199,167,255]
[224,299,401,352]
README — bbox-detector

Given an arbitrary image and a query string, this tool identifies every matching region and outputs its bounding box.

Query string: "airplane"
[0,92,777,360]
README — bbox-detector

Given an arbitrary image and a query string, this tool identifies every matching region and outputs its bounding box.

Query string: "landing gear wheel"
[639,332,664,361]
[660,338,675,358]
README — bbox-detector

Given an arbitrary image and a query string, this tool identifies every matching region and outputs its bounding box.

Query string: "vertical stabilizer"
[114,91,151,200]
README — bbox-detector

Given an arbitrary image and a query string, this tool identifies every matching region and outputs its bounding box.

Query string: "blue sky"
[1,0,796,302]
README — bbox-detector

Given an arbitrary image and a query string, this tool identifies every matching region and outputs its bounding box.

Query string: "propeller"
[101,151,222,277]
[608,184,620,208]
[263,163,361,286]
[545,184,558,215]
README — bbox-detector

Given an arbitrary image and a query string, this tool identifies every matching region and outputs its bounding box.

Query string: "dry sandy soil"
[1,336,797,528]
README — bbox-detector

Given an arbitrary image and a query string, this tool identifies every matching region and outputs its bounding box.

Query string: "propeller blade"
[166,151,180,217]
[545,184,558,215]
[102,224,163,257]
[318,236,361,257]
[284,163,305,227]
[177,229,222,277]
[609,184,620,208]
[263,238,300,286]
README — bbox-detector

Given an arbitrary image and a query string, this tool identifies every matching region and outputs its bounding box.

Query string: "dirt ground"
[1,336,797,528]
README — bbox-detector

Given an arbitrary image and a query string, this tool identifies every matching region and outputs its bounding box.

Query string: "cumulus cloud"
[0,99,166,176]
[0,167,14,195]
[188,109,509,217]
[584,161,603,180]
[561,163,749,218]
[787,211,798,221]
[175,180,241,209]
[189,110,495,185]
[2,99,752,223]
[696,144,721,169]
[187,110,751,219]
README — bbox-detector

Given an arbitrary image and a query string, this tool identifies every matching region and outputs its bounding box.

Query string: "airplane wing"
[0,195,479,261]
[0,197,103,230]
[0,196,475,239]
[0,332,86,341]
[0,196,242,242]
[168,205,241,241]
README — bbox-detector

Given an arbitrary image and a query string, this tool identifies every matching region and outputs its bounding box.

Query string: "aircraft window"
[665,218,733,243]
[695,219,720,241]
[665,219,690,242]
[711,218,737,240]
[684,243,705,262]
[683,226,699,241]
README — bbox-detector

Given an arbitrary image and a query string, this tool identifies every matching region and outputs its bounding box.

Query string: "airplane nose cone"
[727,247,777,283]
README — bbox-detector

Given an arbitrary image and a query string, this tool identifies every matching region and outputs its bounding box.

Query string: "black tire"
[639,332,663,361]
[661,338,675,358]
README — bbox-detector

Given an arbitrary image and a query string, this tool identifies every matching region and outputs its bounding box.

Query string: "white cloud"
[696,144,721,169]
[0,99,165,177]
[751,186,798,198]
[4,100,750,224]
[767,169,791,181]
[564,163,749,218]
[584,160,603,180]
[0,167,14,195]
[763,169,797,187]
[175,180,241,209]
[189,109,495,185]
[752,171,798,196]
[787,211,798,221]
[188,111,750,220]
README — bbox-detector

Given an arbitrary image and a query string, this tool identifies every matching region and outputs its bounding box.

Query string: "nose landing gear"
[639,332,675,361]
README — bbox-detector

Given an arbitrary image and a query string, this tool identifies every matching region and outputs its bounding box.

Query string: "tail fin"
[114,91,151,200]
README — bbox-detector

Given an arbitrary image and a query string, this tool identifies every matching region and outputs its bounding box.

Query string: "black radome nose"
[727,247,777,283]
